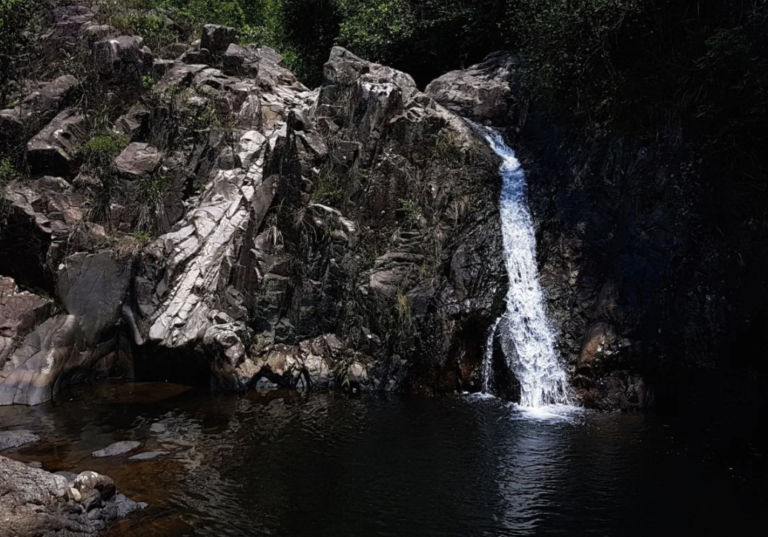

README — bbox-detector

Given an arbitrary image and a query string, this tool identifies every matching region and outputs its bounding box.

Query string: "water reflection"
[0,383,765,536]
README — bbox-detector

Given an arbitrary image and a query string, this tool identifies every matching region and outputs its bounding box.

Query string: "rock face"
[0,430,40,451]
[1,6,505,405]
[130,45,505,393]
[0,455,145,537]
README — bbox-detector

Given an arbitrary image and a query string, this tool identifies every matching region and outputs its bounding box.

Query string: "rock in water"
[0,455,145,536]
[129,451,170,461]
[92,441,142,458]
[0,430,40,451]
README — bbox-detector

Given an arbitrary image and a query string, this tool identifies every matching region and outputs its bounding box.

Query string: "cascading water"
[482,129,572,408]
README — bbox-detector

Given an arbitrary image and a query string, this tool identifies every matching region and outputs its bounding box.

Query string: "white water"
[482,129,573,408]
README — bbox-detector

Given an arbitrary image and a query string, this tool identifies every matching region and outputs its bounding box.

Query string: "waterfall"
[482,129,572,408]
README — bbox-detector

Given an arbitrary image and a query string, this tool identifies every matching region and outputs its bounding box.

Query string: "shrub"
[82,132,131,170]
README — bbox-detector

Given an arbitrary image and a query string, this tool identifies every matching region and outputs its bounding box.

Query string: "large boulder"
[0,455,145,536]
[93,35,152,86]
[26,108,88,175]
[201,24,237,55]
[425,51,520,124]
[58,251,131,346]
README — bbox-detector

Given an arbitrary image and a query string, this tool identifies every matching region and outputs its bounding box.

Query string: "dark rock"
[58,251,131,346]
[114,142,163,178]
[0,430,40,451]
[115,105,150,141]
[91,441,141,458]
[93,35,151,86]
[201,24,237,55]
[26,108,88,175]
[0,276,53,366]
[425,52,520,124]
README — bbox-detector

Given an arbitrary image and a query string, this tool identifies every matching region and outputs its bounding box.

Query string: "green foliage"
[132,231,153,244]
[398,198,421,226]
[82,132,131,170]
[0,158,16,184]
[311,172,344,205]
[110,11,180,50]
[0,0,39,107]
[141,75,156,90]
[164,0,245,27]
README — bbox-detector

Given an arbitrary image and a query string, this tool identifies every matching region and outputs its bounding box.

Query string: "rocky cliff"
[0,4,507,405]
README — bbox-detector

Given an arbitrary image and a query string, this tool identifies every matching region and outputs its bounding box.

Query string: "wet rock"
[26,108,88,175]
[577,322,617,372]
[92,441,141,458]
[0,430,40,451]
[114,142,163,178]
[425,51,520,124]
[0,455,146,536]
[201,24,237,55]
[128,451,169,461]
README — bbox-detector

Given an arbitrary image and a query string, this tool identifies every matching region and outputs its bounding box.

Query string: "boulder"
[26,108,88,175]
[201,24,237,55]
[114,142,162,178]
[57,251,131,346]
[0,430,40,451]
[93,35,151,86]
[18,75,79,120]
[0,455,145,536]
[425,51,520,124]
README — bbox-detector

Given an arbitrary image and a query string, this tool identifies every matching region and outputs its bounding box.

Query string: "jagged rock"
[0,455,145,537]
[26,108,88,175]
[201,24,237,55]
[180,47,212,65]
[577,322,617,372]
[93,35,151,86]
[425,51,520,124]
[58,251,131,346]
[115,105,150,140]
[114,142,163,178]
[91,441,141,458]
[0,430,40,451]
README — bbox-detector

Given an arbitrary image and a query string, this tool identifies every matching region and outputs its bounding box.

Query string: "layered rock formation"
[0,4,505,405]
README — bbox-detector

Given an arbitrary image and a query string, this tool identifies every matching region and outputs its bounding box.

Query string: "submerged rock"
[92,441,142,458]
[0,430,40,451]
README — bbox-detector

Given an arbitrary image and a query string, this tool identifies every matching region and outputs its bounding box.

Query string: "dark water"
[1,382,766,536]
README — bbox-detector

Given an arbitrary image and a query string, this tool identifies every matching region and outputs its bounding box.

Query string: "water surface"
[1,382,765,536]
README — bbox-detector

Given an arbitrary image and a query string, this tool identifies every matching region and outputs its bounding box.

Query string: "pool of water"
[1,382,765,536]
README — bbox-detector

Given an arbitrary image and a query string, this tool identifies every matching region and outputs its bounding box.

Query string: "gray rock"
[26,108,88,175]
[114,142,163,178]
[0,315,84,406]
[0,455,145,536]
[0,277,53,367]
[91,441,141,458]
[425,51,520,124]
[128,451,169,461]
[0,430,40,451]
[58,251,131,346]
[115,105,150,140]
[201,24,237,55]
[93,35,150,86]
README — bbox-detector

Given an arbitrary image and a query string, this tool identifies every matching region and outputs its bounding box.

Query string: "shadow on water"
[1,382,766,536]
